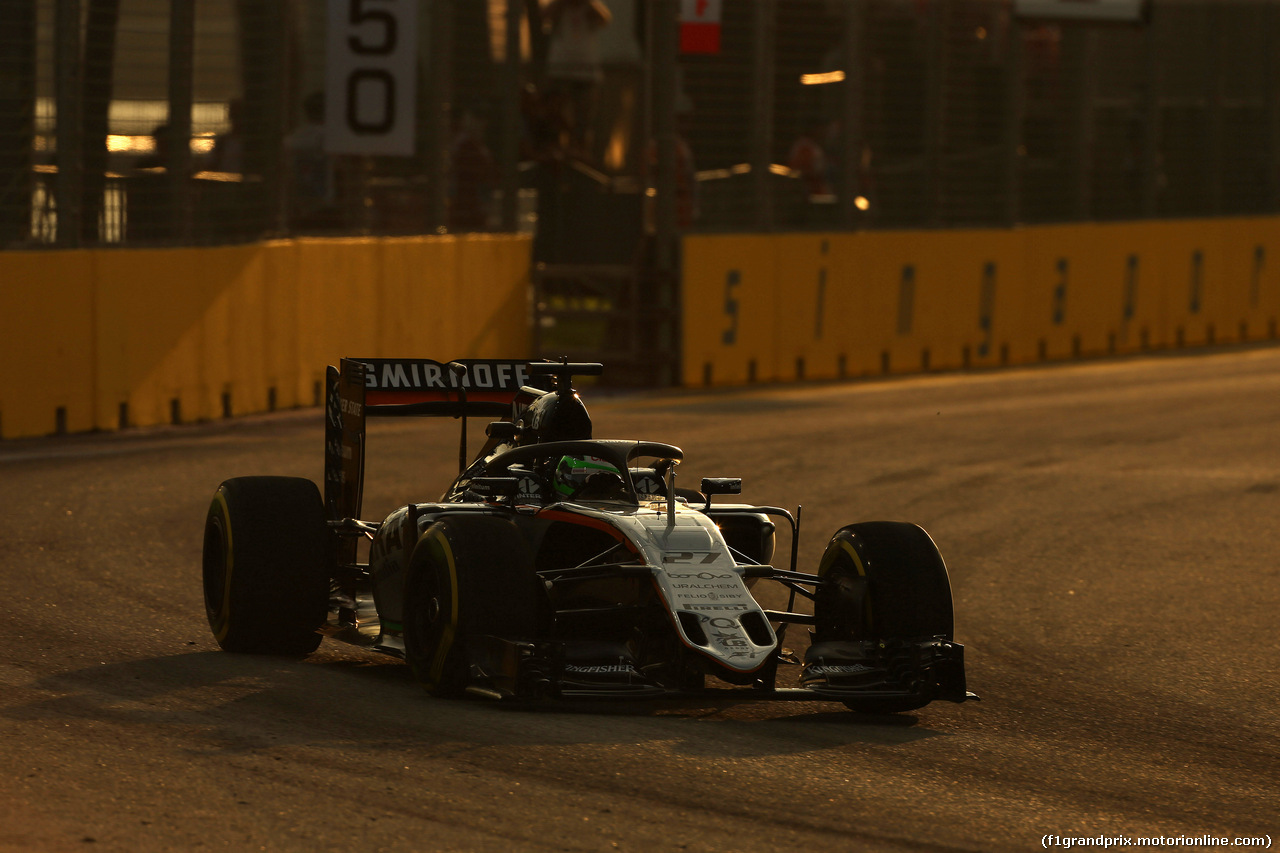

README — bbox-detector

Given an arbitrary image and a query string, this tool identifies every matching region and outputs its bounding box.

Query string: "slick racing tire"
[813,521,954,713]
[402,516,542,697]
[202,476,330,655]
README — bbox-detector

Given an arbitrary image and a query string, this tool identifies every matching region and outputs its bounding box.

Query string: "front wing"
[460,633,974,707]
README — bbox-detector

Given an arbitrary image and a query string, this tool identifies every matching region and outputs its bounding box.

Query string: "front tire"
[402,516,542,696]
[202,476,330,654]
[813,521,953,642]
[811,521,955,713]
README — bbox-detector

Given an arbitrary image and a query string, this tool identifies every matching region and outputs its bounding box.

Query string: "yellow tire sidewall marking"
[426,529,461,687]
[818,535,866,578]
[817,534,872,633]
[212,490,234,642]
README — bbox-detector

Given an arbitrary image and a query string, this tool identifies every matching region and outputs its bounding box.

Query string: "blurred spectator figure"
[824,120,877,219]
[209,98,245,174]
[521,83,571,166]
[130,123,185,241]
[285,92,339,231]
[672,131,698,229]
[544,0,612,157]
[523,83,572,262]
[135,123,174,169]
[646,100,700,229]
[788,118,837,203]
[449,108,496,231]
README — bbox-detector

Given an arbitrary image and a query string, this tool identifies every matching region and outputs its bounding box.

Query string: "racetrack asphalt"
[1,346,1277,852]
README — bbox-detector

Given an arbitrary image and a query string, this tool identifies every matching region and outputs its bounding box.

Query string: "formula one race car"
[202,358,976,713]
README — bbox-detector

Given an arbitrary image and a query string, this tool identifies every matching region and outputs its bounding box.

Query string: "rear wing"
[323,358,549,523]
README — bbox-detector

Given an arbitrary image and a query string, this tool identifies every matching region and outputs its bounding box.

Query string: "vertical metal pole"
[55,0,83,247]
[234,0,289,238]
[652,0,679,385]
[1002,19,1024,226]
[426,0,453,232]
[1270,4,1280,211]
[1073,29,1098,221]
[0,0,37,244]
[81,0,120,244]
[1139,13,1161,217]
[168,0,195,242]
[838,0,865,227]
[751,0,775,231]
[1206,4,1223,216]
[923,2,950,227]
[653,0,678,272]
[499,0,522,232]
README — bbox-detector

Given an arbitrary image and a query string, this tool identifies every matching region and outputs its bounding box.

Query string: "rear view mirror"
[486,422,518,441]
[701,478,742,497]
[469,477,520,498]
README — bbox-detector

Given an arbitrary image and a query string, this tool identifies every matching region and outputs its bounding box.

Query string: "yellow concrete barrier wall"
[0,234,532,439]
[683,217,1280,387]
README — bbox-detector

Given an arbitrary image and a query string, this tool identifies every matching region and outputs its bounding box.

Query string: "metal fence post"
[1139,16,1161,218]
[1002,20,1025,226]
[81,0,120,244]
[168,0,195,242]
[1271,4,1280,211]
[55,0,83,247]
[1206,4,1223,216]
[1072,29,1099,220]
[652,0,679,385]
[0,0,36,245]
[653,0,678,272]
[234,0,289,239]
[498,0,522,233]
[924,2,950,227]
[425,0,453,233]
[839,0,866,228]
[751,0,775,231]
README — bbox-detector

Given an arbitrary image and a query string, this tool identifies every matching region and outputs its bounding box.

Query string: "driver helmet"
[554,454,623,498]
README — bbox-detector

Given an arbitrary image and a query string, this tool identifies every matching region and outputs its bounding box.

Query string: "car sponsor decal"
[806,663,876,675]
[563,663,641,675]
[362,359,531,391]
[703,616,757,660]
[536,509,640,554]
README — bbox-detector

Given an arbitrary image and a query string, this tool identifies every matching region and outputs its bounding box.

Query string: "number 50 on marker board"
[325,0,418,156]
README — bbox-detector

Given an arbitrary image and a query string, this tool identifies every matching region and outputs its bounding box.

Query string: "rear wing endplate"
[324,358,548,523]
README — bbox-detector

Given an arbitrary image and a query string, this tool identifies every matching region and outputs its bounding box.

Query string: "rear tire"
[202,476,330,654]
[402,516,541,696]
[812,521,954,713]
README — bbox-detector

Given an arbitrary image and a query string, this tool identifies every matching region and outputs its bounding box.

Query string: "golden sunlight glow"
[106,134,215,155]
[604,88,635,172]
[800,70,846,86]
[107,135,145,153]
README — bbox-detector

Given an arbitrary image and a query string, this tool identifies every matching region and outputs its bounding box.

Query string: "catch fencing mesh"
[2,0,1277,252]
